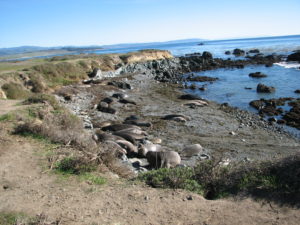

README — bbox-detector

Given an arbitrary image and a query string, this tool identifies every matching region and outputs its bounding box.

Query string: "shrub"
[56,157,96,175]
[1,83,30,99]
[24,94,61,110]
[139,154,300,203]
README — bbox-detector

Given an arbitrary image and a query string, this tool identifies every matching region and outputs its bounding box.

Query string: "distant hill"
[0,39,206,57]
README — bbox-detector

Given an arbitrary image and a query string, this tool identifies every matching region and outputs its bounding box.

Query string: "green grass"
[1,82,30,99]
[0,113,14,122]
[0,212,27,225]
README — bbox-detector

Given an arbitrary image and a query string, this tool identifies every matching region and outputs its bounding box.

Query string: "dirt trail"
[0,99,24,116]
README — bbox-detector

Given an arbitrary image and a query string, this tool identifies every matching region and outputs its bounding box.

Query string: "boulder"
[249,72,267,78]
[257,83,275,93]
[248,49,260,54]
[233,48,245,56]
[287,51,300,62]
[89,68,102,78]
[108,81,132,89]
[225,51,231,55]
[295,89,300,94]
[202,51,213,59]
[181,144,203,158]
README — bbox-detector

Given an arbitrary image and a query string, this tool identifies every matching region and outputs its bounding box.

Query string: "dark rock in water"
[179,94,204,101]
[189,84,197,90]
[185,52,201,57]
[245,87,252,90]
[202,51,213,59]
[198,43,204,46]
[277,119,286,125]
[287,51,300,62]
[248,49,260,54]
[265,63,273,67]
[88,68,102,78]
[108,81,132,89]
[249,100,265,110]
[295,89,300,94]
[268,117,277,122]
[187,75,218,82]
[233,48,245,56]
[249,72,267,78]
[283,99,300,129]
[199,86,206,91]
[257,83,275,93]
[225,51,231,55]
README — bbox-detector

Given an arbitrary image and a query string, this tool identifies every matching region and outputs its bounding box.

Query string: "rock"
[186,75,218,82]
[257,83,275,93]
[186,195,193,200]
[199,86,206,91]
[198,43,204,46]
[112,93,129,99]
[287,51,300,62]
[229,131,236,135]
[295,89,300,94]
[88,68,102,78]
[249,100,264,110]
[248,49,260,54]
[268,117,277,123]
[233,48,245,56]
[202,51,213,59]
[179,94,204,101]
[249,72,267,78]
[108,81,132,89]
[225,51,231,55]
[189,84,197,90]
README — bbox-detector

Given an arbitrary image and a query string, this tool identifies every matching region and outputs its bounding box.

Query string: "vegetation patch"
[139,154,300,204]
[0,113,15,122]
[1,82,30,99]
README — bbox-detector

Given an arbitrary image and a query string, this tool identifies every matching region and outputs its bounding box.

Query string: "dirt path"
[0,99,24,116]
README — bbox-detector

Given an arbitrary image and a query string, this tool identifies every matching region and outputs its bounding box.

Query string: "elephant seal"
[102,124,141,132]
[94,131,126,143]
[101,97,114,104]
[124,119,152,127]
[112,93,129,100]
[104,140,127,155]
[119,99,136,105]
[146,151,181,169]
[138,141,162,157]
[179,94,204,101]
[162,114,191,121]
[115,140,138,155]
[115,127,148,136]
[181,144,203,158]
[183,100,208,107]
[113,131,146,144]
[125,115,139,121]
[97,103,117,114]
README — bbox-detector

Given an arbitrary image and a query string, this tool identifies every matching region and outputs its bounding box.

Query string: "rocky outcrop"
[233,49,245,56]
[287,51,300,62]
[257,83,276,93]
[119,51,282,83]
[120,50,173,64]
[248,49,260,54]
[249,72,267,78]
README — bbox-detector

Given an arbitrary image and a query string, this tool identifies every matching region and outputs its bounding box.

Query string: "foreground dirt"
[0,100,24,116]
[0,122,300,225]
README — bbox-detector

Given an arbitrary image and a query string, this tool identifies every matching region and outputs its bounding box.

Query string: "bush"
[1,83,30,99]
[56,157,96,175]
[24,94,61,110]
[139,154,300,202]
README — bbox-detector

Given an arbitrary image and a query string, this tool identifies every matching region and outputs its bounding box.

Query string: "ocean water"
[91,35,300,58]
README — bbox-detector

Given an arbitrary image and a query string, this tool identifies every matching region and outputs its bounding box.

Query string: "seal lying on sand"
[146,151,181,168]
[181,144,203,158]
[102,124,142,132]
[183,100,208,107]
[162,114,191,122]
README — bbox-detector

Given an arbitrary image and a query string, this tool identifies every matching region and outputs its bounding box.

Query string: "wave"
[274,62,300,69]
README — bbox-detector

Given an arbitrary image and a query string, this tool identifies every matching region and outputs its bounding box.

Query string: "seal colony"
[56,50,300,173]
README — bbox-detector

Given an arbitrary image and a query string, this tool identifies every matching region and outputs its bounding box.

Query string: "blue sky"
[0,0,300,47]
